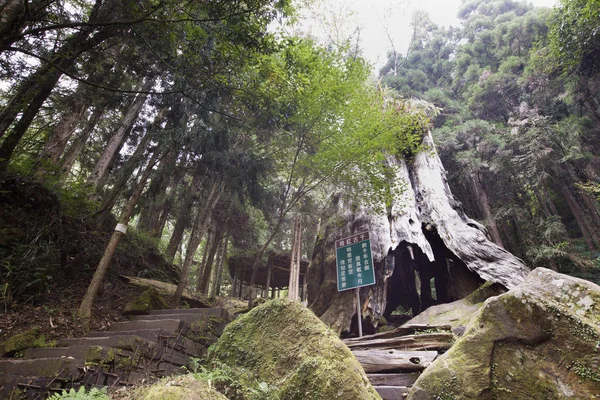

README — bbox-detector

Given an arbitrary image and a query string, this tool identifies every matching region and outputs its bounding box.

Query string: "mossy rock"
[123,288,168,315]
[129,375,227,400]
[407,281,505,331]
[408,268,600,400]
[211,298,381,400]
[0,326,43,357]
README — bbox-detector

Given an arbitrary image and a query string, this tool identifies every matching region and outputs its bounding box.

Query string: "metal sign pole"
[356,288,362,338]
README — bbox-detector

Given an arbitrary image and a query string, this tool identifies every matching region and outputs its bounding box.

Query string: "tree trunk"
[307,132,528,334]
[231,267,239,297]
[87,78,154,190]
[559,182,598,250]
[166,165,204,263]
[0,24,119,167]
[246,218,285,308]
[172,182,221,305]
[196,229,212,291]
[59,105,105,175]
[288,218,302,301]
[137,150,178,232]
[0,0,52,53]
[199,226,224,295]
[213,233,228,296]
[39,96,90,165]
[77,149,162,327]
[95,107,170,225]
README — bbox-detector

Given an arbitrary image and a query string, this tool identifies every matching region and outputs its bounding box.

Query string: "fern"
[48,386,109,400]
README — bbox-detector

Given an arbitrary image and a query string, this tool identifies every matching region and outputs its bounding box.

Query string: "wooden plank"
[367,373,420,387]
[344,324,452,343]
[353,350,437,373]
[374,386,409,400]
[346,332,454,351]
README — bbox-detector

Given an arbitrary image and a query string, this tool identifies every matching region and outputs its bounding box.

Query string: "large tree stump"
[307,132,528,334]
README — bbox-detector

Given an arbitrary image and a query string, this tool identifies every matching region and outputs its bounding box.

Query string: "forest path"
[343,324,454,399]
[0,307,231,398]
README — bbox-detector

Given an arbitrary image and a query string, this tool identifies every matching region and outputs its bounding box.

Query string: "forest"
[0,0,600,398]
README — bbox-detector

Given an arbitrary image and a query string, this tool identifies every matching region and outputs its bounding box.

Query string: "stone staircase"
[0,308,230,399]
[343,324,454,399]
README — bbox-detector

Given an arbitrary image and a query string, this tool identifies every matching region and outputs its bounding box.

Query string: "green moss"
[570,359,600,382]
[0,326,41,356]
[132,375,227,400]
[410,269,600,399]
[85,346,105,362]
[123,288,168,315]
[211,299,380,400]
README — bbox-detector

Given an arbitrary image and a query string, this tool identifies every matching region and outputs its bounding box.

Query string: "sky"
[295,0,559,70]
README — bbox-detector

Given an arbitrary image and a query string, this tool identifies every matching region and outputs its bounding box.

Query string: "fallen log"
[343,324,452,343]
[120,275,212,308]
[353,350,437,373]
[345,332,454,351]
[367,373,420,387]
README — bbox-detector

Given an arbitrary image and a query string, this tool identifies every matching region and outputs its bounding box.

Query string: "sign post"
[335,232,376,337]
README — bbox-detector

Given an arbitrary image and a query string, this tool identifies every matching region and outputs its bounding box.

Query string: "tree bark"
[77,149,162,327]
[87,78,154,190]
[172,182,221,305]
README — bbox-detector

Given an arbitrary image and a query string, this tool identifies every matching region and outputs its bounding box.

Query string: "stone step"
[148,307,229,319]
[24,345,120,361]
[374,385,410,400]
[107,318,185,333]
[0,373,65,399]
[57,335,159,356]
[85,329,209,358]
[367,373,420,387]
[0,357,82,378]
[130,314,229,337]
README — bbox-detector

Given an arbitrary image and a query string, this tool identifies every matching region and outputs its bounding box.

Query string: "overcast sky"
[294,0,558,70]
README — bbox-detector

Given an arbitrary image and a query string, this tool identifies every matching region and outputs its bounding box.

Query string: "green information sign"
[335,232,376,291]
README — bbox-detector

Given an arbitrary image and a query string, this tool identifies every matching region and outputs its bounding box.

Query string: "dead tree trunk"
[307,132,529,334]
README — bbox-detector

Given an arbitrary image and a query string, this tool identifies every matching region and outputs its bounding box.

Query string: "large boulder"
[408,268,600,399]
[123,288,168,315]
[211,298,381,400]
